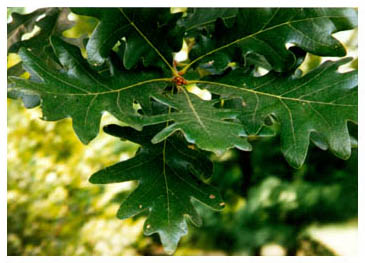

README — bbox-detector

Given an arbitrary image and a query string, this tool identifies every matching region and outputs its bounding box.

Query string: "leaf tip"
[88,173,100,184]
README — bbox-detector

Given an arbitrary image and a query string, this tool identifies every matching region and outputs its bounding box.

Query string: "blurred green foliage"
[178,132,357,255]
[7,99,146,255]
[7,7,357,256]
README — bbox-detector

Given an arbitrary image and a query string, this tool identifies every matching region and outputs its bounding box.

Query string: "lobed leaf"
[7,7,358,254]
[90,125,224,254]
[194,59,357,167]
[70,8,184,71]
[8,8,75,108]
[8,37,170,144]
[182,8,358,73]
[146,90,252,154]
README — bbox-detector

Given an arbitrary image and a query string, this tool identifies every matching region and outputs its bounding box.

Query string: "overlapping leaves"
[194,58,357,167]
[147,91,252,154]
[8,8,74,108]
[70,8,184,71]
[7,7,358,254]
[8,8,74,73]
[8,8,46,53]
[181,8,357,74]
[179,8,238,33]
[90,124,224,254]
[8,37,169,144]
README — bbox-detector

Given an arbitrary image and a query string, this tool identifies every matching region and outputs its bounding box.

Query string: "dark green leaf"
[8,37,170,144]
[8,8,74,60]
[182,8,357,73]
[7,61,25,77]
[90,124,224,254]
[147,90,252,154]
[179,8,238,33]
[8,8,74,108]
[70,8,184,71]
[195,59,357,167]
[6,7,358,254]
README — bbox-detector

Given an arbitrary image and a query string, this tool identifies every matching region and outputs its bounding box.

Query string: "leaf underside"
[7,7,358,254]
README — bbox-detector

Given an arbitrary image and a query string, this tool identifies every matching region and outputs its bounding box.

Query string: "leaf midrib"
[119,8,177,75]
[181,14,356,73]
[9,76,172,96]
[181,88,208,131]
[190,80,357,107]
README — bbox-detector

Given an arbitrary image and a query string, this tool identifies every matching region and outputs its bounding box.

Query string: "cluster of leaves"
[7,8,358,254]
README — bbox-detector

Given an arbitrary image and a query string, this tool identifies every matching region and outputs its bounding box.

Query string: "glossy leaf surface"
[8,37,169,144]
[194,59,357,167]
[182,8,357,73]
[147,90,252,154]
[70,8,184,71]
[90,125,224,254]
[7,7,358,254]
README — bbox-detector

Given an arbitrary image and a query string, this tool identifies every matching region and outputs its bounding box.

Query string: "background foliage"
[7,7,357,256]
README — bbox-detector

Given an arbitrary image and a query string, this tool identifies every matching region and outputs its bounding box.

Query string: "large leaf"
[180,8,358,74]
[90,124,224,254]
[145,90,252,154]
[70,8,184,71]
[193,59,357,168]
[8,37,170,144]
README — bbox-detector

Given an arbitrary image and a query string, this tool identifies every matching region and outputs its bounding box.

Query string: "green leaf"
[8,8,74,60]
[69,8,129,65]
[8,37,170,144]
[6,7,358,254]
[7,60,41,109]
[189,34,235,74]
[8,8,74,108]
[147,89,252,154]
[7,88,40,109]
[90,124,224,254]
[182,8,357,73]
[194,59,357,168]
[179,8,238,33]
[70,8,184,71]
[178,8,239,74]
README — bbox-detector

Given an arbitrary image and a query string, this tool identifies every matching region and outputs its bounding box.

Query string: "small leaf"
[8,8,74,60]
